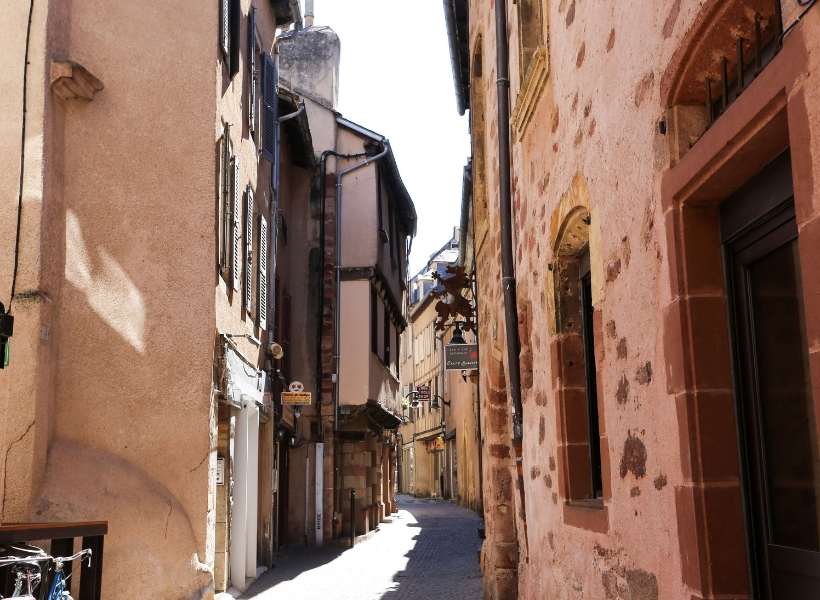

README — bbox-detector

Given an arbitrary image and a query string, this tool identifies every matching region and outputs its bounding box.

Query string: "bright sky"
[310,1,470,274]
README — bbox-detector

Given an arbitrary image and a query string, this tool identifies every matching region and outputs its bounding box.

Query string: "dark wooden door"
[723,152,820,598]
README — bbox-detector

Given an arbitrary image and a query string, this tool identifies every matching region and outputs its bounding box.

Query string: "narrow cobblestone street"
[240,495,483,600]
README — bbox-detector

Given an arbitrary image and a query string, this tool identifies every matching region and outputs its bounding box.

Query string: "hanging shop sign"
[445,343,479,370]
[281,392,312,405]
[281,380,312,405]
[427,436,445,452]
[415,384,431,400]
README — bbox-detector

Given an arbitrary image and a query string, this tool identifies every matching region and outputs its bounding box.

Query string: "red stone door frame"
[660,19,819,599]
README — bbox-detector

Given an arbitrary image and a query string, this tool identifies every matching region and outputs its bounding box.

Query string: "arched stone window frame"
[511,0,549,140]
[548,176,610,533]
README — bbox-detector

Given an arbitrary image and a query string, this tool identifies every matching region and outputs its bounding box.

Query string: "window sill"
[563,499,609,533]
[566,498,604,510]
[511,46,549,141]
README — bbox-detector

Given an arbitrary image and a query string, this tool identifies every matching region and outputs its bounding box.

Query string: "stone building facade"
[0,2,414,598]
[445,176,484,513]
[446,0,820,598]
[277,24,416,547]
[399,233,459,499]
[398,227,483,512]
[0,0,305,597]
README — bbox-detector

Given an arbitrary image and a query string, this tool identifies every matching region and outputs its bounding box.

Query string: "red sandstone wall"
[469,1,820,598]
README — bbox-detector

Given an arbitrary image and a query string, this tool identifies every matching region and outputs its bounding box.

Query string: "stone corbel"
[511,46,549,141]
[50,60,103,102]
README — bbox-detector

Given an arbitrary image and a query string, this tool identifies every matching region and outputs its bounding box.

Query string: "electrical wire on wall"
[785,0,818,37]
[7,0,35,315]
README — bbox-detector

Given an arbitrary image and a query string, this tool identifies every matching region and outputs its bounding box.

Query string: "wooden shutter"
[261,53,278,161]
[220,0,230,58]
[258,215,268,328]
[232,156,241,291]
[245,187,254,313]
[248,7,257,135]
[221,126,232,273]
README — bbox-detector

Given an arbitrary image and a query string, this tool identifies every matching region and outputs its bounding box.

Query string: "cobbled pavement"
[238,494,484,600]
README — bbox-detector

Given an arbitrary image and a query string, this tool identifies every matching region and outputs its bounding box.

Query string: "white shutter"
[258,215,268,328]
[220,0,230,58]
[232,157,241,291]
[245,187,254,313]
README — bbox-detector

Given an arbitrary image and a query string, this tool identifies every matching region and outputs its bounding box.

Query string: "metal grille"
[705,3,783,128]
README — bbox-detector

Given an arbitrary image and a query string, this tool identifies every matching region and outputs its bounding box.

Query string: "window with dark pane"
[371,287,378,355]
[517,0,544,81]
[383,304,391,367]
[553,209,606,504]
[228,0,240,77]
[580,249,603,499]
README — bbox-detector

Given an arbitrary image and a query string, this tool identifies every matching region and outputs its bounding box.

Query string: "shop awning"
[365,400,402,430]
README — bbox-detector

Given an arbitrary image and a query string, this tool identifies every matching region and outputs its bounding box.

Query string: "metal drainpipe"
[471,269,485,511]
[332,144,391,433]
[316,148,368,536]
[494,0,523,441]
[316,150,367,431]
[495,0,529,554]
[304,0,315,27]
[316,150,367,422]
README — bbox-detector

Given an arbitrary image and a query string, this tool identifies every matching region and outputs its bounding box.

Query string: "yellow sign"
[427,436,445,452]
[281,391,312,406]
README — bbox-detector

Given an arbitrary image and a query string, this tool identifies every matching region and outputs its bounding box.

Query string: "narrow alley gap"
[237,496,483,600]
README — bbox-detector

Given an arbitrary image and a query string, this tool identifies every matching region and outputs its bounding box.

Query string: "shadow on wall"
[24,206,216,596]
[35,440,212,599]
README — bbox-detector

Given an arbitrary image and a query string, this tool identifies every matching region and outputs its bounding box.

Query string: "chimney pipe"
[304,0,314,27]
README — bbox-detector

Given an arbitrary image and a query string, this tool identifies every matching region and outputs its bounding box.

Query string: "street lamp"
[450,322,466,345]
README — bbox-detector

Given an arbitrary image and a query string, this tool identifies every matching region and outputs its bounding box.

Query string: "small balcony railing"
[0,521,107,600]
[704,5,783,128]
